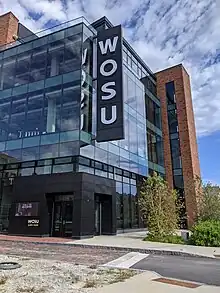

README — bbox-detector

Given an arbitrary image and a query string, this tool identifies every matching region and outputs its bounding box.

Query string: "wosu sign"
[96,25,124,142]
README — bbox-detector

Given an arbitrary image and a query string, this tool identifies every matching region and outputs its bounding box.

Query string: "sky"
[0,0,219,183]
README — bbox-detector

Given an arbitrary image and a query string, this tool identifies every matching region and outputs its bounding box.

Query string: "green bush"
[189,220,220,247]
[144,234,185,244]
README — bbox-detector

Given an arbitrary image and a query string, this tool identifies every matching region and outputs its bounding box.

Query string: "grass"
[144,234,185,244]
[109,269,136,284]
[0,276,8,285]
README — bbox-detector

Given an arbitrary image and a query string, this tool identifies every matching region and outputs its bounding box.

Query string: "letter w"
[98,36,118,55]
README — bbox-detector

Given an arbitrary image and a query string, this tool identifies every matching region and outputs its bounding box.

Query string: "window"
[15,202,39,217]
[166,81,176,104]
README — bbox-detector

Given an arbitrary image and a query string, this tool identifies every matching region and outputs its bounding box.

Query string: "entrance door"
[95,198,102,235]
[53,201,73,237]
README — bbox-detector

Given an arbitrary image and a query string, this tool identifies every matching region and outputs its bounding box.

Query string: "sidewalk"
[1,232,220,258]
[92,271,220,293]
[69,233,220,258]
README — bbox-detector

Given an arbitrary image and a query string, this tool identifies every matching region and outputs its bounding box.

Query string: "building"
[0,12,200,238]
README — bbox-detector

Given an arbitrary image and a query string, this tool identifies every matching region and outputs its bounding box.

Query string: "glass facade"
[0,23,95,163]
[0,18,164,232]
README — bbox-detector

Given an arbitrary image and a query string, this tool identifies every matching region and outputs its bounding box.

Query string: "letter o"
[100,59,117,76]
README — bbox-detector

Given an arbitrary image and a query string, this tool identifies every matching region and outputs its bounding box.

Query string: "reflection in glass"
[116,182,123,229]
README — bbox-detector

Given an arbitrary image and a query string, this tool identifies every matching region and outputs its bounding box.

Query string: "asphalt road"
[132,254,220,286]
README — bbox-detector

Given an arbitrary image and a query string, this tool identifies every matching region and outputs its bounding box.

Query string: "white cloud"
[0,0,220,136]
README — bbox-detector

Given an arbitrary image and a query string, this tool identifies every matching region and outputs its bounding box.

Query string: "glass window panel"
[46,40,64,78]
[108,153,119,167]
[26,90,44,137]
[21,161,35,168]
[48,30,65,43]
[14,52,31,86]
[123,183,131,229]
[0,88,12,99]
[28,80,44,92]
[23,136,40,148]
[116,181,123,229]
[61,85,80,131]
[1,57,16,90]
[59,141,79,156]
[80,144,95,159]
[129,114,138,154]
[62,39,81,74]
[60,130,79,142]
[79,156,90,166]
[40,144,58,159]
[95,169,107,177]
[9,95,27,139]
[30,46,47,83]
[54,157,72,164]
[78,164,94,174]
[0,96,11,141]
[21,167,35,176]
[22,146,39,161]
[35,165,52,175]
[40,133,59,145]
[0,142,5,151]
[52,163,73,173]
[6,139,22,150]
[37,159,52,166]
[95,147,108,163]
[131,184,138,227]
[109,143,119,155]
[5,149,22,161]
[43,87,61,134]
[65,25,82,38]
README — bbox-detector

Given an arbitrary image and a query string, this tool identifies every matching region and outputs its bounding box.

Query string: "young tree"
[196,179,220,222]
[139,172,180,238]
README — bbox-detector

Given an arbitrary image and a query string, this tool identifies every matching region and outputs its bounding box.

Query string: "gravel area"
[0,255,138,293]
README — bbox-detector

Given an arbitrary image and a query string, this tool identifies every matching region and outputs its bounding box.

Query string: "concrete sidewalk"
[1,232,220,258]
[92,271,220,293]
[68,234,220,258]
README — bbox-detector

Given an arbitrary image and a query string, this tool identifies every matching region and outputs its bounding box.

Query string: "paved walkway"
[92,271,220,293]
[69,234,220,258]
[1,232,220,258]
[0,234,72,243]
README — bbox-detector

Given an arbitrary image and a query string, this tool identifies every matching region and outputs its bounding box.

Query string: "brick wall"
[156,64,201,227]
[0,12,19,47]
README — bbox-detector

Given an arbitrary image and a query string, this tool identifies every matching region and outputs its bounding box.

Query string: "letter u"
[101,106,117,125]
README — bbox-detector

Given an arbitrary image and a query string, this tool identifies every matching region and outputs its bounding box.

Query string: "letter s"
[101,82,116,100]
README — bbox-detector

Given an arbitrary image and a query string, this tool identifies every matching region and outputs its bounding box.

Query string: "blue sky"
[0,0,219,183]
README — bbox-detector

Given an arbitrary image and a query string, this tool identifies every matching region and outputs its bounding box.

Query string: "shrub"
[189,220,220,247]
[139,173,181,238]
[144,234,185,244]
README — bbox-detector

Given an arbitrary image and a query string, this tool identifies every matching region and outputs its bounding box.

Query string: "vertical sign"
[96,25,124,142]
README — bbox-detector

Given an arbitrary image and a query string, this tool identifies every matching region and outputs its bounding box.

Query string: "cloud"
[0,0,220,136]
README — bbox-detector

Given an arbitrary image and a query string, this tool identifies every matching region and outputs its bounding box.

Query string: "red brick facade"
[0,12,19,47]
[156,65,201,227]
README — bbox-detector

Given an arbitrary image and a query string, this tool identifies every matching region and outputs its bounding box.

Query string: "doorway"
[94,194,113,236]
[52,200,73,237]
[95,199,102,235]
[46,194,74,238]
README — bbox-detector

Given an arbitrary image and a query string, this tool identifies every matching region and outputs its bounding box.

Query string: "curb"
[0,238,215,259]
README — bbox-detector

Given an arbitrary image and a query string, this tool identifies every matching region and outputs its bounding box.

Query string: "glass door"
[95,200,102,235]
[52,201,73,237]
